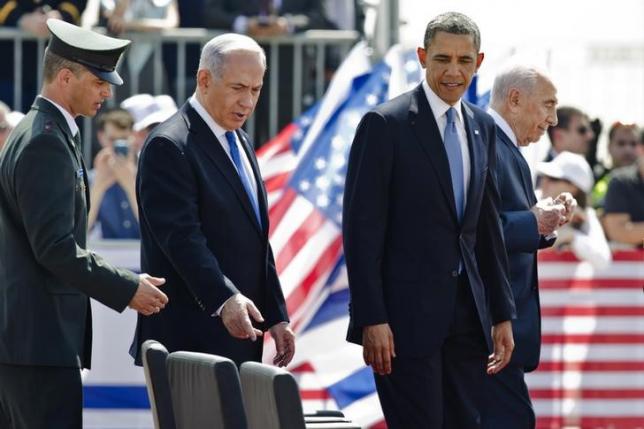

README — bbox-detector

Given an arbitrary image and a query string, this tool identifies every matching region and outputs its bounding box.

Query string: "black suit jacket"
[0,97,138,369]
[343,85,515,357]
[203,0,335,31]
[494,126,555,371]
[130,102,288,365]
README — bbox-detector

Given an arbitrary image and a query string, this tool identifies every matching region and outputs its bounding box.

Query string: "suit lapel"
[498,128,536,206]
[236,129,269,235]
[461,102,485,222]
[183,104,264,237]
[33,98,91,211]
[408,85,459,221]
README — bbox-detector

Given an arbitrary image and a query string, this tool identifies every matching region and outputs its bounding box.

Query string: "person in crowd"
[545,106,595,161]
[0,101,25,150]
[484,65,575,428]
[343,12,516,428]
[0,19,167,428]
[130,33,294,368]
[120,93,177,154]
[88,108,140,239]
[592,122,640,209]
[0,0,87,110]
[202,0,336,37]
[537,152,612,268]
[202,0,339,145]
[602,134,644,247]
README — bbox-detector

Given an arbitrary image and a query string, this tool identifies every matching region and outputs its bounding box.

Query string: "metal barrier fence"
[0,28,359,161]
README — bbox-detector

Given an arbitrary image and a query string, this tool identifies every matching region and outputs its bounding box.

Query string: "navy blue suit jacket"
[493,126,555,371]
[130,103,288,365]
[343,85,515,357]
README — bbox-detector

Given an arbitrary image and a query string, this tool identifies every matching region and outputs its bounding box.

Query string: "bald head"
[490,65,558,146]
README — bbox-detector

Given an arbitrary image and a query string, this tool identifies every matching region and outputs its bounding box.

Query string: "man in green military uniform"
[0,19,168,428]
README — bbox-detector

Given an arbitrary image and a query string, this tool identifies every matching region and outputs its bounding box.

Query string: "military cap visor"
[46,19,130,86]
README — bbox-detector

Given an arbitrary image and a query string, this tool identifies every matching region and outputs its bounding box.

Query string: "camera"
[113,139,129,157]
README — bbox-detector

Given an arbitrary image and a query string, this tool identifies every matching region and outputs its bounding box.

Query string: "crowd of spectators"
[0,2,641,252]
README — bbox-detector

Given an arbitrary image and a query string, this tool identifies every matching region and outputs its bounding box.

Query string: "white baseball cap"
[536,151,594,193]
[120,94,177,132]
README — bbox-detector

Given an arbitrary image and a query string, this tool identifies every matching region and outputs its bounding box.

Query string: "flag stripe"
[529,389,644,399]
[537,361,644,372]
[265,172,291,193]
[268,188,298,236]
[541,306,644,316]
[276,210,327,274]
[536,416,644,428]
[538,250,644,262]
[539,278,644,289]
[541,334,644,344]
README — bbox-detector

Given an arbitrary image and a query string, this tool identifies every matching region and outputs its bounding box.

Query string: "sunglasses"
[575,125,591,135]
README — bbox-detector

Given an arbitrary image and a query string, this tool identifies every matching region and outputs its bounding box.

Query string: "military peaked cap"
[46,19,131,86]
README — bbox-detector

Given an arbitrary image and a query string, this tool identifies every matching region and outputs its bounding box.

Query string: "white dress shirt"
[488,108,518,147]
[421,80,471,206]
[39,95,79,140]
[189,95,258,198]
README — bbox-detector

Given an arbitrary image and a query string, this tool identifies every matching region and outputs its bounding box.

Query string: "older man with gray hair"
[483,65,575,428]
[130,33,294,368]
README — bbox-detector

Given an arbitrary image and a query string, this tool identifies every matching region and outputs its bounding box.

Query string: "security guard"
[0,19,168,429]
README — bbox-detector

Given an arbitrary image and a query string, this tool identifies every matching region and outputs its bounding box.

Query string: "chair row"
[142,340,361,429]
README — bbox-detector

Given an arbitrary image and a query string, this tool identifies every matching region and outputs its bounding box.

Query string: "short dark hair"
[43,48,84,83]
[96,108,134,132]
[546,106,586,143]
[608,121,639,142]
[423,12,481,51]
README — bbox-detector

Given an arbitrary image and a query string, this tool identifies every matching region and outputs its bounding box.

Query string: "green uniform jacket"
[0,97,138,369]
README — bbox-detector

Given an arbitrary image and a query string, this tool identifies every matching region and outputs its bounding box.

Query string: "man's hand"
[269,322,295,367]
[362,323,396,376]
[531,197,566,235]
[18,11,50,37]
[554,192,578,226]
[487,320,514,375]
[111,153,137,189]
[129,274,168,316]
[221,294,264,341]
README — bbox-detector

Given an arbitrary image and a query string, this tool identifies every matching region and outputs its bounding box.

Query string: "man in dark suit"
[483,65,575,428]
[343,12,516,428]
[130,33,295,368]
[0,19,168,429]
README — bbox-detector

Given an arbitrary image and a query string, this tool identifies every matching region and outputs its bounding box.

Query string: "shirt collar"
[189,94,228,141]
[421,79,463,124]
[488,108,518,147]
[39,95,79,137]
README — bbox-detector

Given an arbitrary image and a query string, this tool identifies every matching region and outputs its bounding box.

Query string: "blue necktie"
[444,107,465,222]
[225,131,261,227]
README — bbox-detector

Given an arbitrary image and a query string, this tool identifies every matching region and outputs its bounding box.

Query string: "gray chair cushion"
[167,351,247,429]
[240,361,306,429]
[141,340,176,429]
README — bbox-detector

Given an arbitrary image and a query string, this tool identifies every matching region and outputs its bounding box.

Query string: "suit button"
[451,270,459,277]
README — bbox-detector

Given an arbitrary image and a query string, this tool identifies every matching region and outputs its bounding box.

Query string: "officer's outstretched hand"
[129,274,168,316]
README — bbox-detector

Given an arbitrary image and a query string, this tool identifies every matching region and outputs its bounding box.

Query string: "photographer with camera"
[88,108,140,239]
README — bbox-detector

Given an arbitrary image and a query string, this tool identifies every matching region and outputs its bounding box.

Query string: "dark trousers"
[374,275,489,429]
[0,363,82,429]
[481,364,536,429]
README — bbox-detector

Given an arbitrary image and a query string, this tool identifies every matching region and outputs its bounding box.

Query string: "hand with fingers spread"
[362,323,396,376]
[129,274,168,316]
[221,293,264,341]
[487,320,514,375]
[269,322,295,367]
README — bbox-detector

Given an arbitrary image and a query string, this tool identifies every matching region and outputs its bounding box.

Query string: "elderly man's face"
[417,31,483,105]
[514,76,558,146]
[0,111,10,149]
[200,51,264,131]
